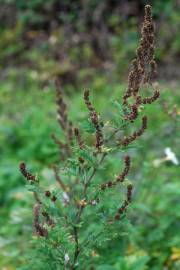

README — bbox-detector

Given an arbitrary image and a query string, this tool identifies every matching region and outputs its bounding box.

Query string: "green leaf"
[81,119,96,133]
[26,184,39,192]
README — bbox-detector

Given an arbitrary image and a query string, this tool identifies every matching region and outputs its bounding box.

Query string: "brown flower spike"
[19,162,36,181]
[122,4,159,121]
[55,79,74,145]
[120,116,147,146]
[84,90,103,151]
[114,184,133,220]
[74,127,84,149]
[100,155,131,190]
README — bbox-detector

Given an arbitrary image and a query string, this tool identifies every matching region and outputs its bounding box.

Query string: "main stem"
[71,152,107,268]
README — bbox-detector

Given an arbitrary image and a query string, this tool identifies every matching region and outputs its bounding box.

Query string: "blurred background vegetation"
[0,0,179,269]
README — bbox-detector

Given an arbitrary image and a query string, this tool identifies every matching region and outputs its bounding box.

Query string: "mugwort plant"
[20,5,160,269]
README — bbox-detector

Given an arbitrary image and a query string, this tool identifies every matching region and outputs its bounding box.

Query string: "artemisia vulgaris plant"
[20,5,160,269]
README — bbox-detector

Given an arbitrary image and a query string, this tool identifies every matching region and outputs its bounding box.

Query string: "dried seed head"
[107,181,113,187]
[145,5,152,21]
[41,211,47,217]
[74,127,79,136]
[120,116,148,146]
[116,155,131,182]
[100,155,131,192]
[74,127,84,149]
[78,157,85,164]
[114,213,120,220]
[142,89,160,104]
[101,184,106,190]
[45,190,51,197]
[19,162,36,181]
[127,184,133,203]
[51,195,57,202]
[122,4,159,107]
[114,184,133,221]
[84,90,103,150]
[124,104,138,122]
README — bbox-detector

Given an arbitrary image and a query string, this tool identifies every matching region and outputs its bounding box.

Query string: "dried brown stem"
[52,164,67,192]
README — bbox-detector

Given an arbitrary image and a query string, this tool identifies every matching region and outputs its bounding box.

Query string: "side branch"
[114,184,133,220]
[84,90,103,151]
[101,155,131,190]
[119,116,147,146]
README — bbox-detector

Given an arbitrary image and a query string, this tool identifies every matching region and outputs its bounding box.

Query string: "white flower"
[63,192,69,201]
[62,192,70,206]
[91,200,97,205]
[153,147,179,167]
[64,253,70,264]
[164,147,179,165]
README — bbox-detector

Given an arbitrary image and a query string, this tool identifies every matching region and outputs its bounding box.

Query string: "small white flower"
[64,253,70,264]
[153,147,179,167]
[62,192,70,206]
[164,147,179,165]
[91,200,97,205]
[63,192,69,201]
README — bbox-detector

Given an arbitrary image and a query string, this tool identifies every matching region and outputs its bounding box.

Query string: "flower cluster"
[84,89,103,151]
[19,162,36,181]
[114,184,133,220]
[74,127,84,149]
[122,5,159,138]
[120,116,147,146]
[45,190,57,202]
[124,104,138,122]
[116,155,131,182]
[54,79,74,158]
[142,88,160,104]
[101,155,131,190]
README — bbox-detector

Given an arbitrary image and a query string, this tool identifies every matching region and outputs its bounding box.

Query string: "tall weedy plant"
[20,5,160,269]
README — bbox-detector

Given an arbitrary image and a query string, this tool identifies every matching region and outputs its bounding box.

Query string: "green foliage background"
[0,0,180,269]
